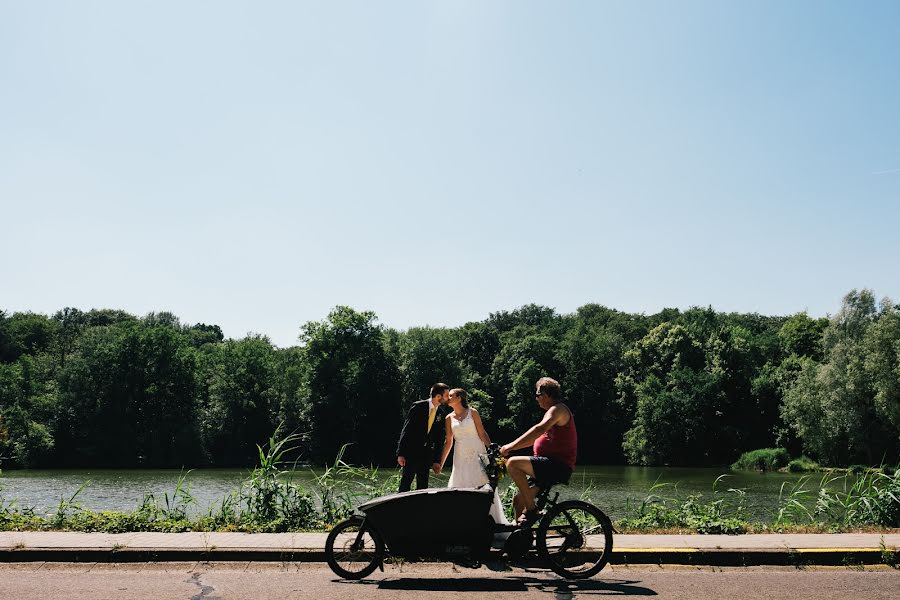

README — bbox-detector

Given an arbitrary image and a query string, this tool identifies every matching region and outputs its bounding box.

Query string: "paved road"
[1,562,897,599]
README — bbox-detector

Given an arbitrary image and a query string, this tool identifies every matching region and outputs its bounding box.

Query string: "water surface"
[1,466,844,522]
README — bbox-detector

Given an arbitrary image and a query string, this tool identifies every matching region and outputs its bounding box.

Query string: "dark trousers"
[398,460,430,492]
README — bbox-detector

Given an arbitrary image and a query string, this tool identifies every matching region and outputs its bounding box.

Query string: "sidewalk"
[1,532,897,566]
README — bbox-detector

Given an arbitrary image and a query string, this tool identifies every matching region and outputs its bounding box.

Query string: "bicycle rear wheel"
[536,500,613,579]
[325,516,384,580]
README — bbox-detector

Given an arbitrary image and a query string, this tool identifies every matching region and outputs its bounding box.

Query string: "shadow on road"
[368,576,657,595]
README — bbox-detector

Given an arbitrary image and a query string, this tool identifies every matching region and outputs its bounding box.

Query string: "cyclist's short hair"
[536,377,562,401]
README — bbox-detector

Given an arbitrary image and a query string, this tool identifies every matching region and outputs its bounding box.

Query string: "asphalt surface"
[1,562,897,599]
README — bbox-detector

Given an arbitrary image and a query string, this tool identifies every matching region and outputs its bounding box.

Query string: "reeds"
[618,475,749,534]
[239,428,316,530]
[775,469,900,529]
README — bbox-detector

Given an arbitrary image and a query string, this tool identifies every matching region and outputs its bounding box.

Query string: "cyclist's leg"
[513,483,541,517]
[506,456,538,518]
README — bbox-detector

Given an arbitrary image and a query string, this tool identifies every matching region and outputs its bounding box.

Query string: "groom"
[396,382,450,492]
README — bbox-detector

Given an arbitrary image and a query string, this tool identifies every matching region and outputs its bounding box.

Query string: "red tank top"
[533,412,577,469]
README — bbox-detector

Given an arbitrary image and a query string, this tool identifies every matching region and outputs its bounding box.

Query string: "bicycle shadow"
[337,576,656,595]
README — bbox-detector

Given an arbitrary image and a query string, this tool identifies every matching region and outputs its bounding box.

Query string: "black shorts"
[528,456,572,489]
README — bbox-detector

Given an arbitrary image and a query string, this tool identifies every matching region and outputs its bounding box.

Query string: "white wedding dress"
[447,408,509,524]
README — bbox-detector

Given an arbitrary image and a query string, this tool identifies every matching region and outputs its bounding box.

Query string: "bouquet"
[480,450,508,481]
[493,455,508,480]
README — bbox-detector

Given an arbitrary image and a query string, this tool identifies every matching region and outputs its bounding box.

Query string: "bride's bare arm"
[439,416,454,470]
[471,409,491,447]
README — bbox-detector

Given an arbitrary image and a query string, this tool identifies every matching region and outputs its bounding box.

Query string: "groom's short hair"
[430,382,450,398]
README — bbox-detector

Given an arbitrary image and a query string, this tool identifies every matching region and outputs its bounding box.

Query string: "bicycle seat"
[527,473,570,491]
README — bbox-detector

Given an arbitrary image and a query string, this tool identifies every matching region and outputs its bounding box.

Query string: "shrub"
[731,448,790,472]
[787,457,820,472]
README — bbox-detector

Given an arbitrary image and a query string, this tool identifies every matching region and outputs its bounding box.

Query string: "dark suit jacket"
[396,399,448,466]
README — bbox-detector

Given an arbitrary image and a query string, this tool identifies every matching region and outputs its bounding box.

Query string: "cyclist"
[500,377,577,525]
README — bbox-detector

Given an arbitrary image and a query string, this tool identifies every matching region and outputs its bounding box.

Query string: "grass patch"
[731,448,790,472]
[786,457,821,473]
[880,538,898,568]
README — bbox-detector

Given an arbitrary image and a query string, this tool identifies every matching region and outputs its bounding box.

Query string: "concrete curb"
[0,547,893,567]
[614,548,892,567]
[0,548,328,563]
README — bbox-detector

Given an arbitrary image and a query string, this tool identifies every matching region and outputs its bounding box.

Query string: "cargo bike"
[325,444,613,580]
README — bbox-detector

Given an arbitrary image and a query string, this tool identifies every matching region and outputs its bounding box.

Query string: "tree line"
[1,289,898,469]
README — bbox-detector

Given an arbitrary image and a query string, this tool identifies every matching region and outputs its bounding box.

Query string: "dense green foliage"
[731,448,791,472]
[787,457,822,473]
[1,289,898,469]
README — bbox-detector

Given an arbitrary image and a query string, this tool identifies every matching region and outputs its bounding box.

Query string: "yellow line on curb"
[617,548,889,553]
[793,548,885,553]
[620,549,698,553]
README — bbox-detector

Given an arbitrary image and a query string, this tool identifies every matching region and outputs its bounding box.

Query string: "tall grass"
[308,443,377,526]
[238,428,316,531]
[52,480,90,528]
[775,470,900,529]
[618,475,749,534]
[136,470,196,521]
[731,448,790,472]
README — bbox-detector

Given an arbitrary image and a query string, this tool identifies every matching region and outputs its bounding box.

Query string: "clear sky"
[2,1,898,347]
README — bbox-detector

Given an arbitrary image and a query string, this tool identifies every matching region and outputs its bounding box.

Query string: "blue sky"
[2,1,898,347]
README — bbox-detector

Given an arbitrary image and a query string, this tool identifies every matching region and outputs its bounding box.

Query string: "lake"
[0,466,844,522]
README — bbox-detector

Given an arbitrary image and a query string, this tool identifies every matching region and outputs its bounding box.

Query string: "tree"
[397,327,463,404]
[0,357,56,467]
[781,290,899,464]
[557,316,628,463]
[865,303,900,430]
[0,312,58,363]
[487,304,560,334]
[779,313,829,361]
[52,307,85,368]
[297,307,401,465]
[55,321,200,467]
[188,323,225,348]
[617,322,716,465]
[617,321,768,466]
[458,321,501,390]
[489,333,563,438]
[197,335,278,465]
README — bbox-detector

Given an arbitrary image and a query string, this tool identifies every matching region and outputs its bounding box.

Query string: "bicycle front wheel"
[536,500,613,579]
[325,516,384,580]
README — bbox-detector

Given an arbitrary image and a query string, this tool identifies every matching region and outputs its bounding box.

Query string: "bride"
[438,388,509,524]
